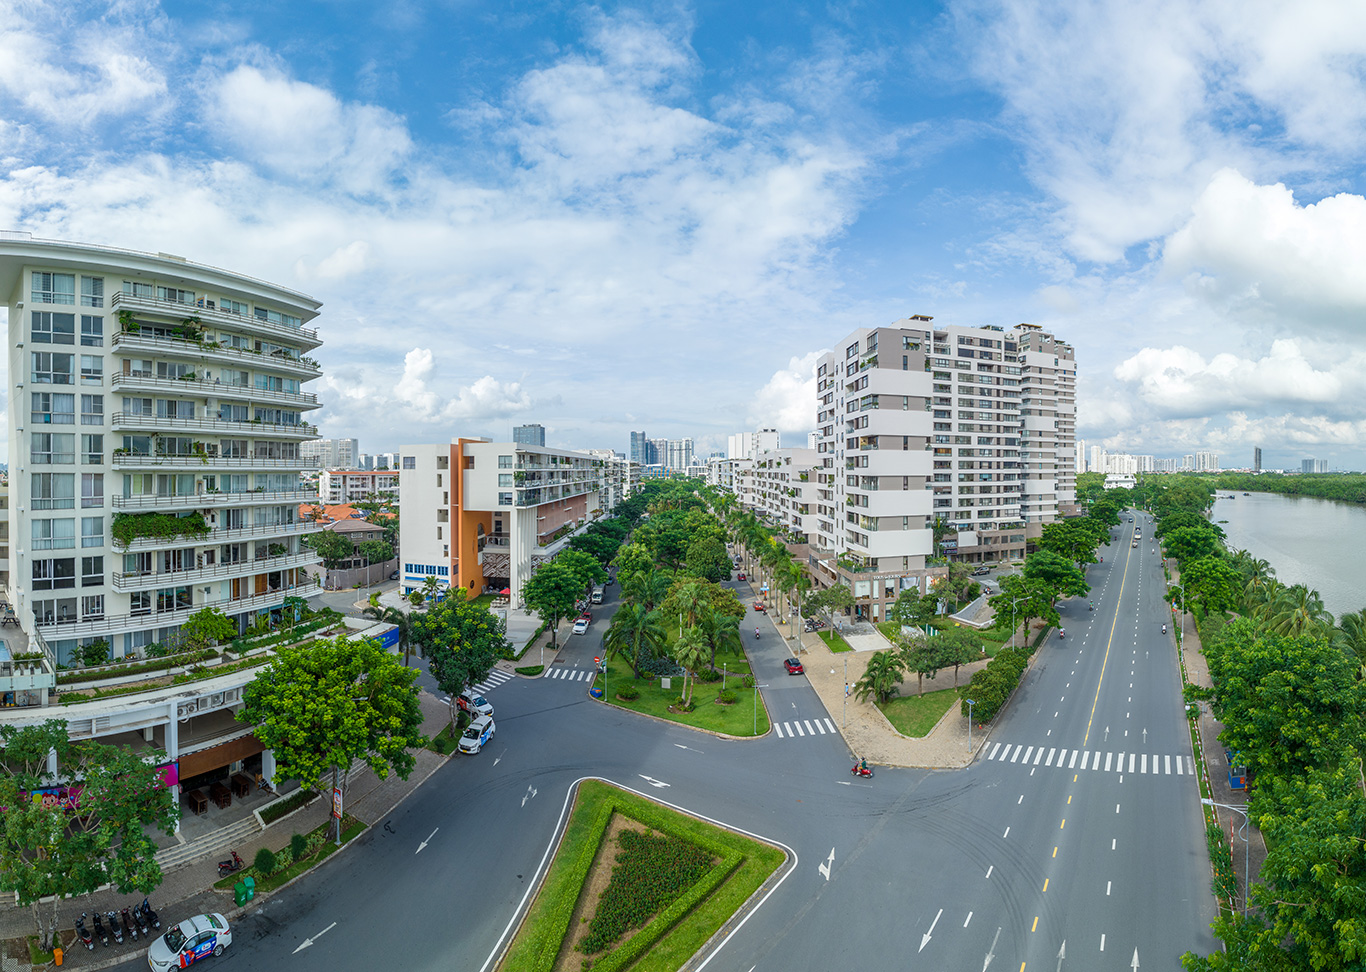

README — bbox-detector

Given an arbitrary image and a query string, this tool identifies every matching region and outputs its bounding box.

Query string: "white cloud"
[393,349,532,424]
[748,351,823,436]
[297,241,370,282]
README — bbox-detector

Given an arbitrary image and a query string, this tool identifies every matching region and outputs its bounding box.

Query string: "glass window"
[157,286,195,304]
[80,355,103,382]
[31,311,75,344]
[31,352,74,384]
[130,591,151,617]
[81,516,103,548]
[32,518,76,550]
[253,306,301,328]
[498,473,513,487]
[498,492,513,506]
[80,394,103,425]
[498,455,514,468]
[31,392,75,425]
[81,276,104,307]
[81,473,104,508]
[81,595,104,621]
[32,434,75,465]
[32,272,75,304]
[81,556,103,586]
[32,473,75,509]
[32,558,76,590]
[402,456,416,469]
[221,298,248,316]
[122,280,154,298]
[122,396,153,415]
[81,434,104,464]
[80,315,103,346]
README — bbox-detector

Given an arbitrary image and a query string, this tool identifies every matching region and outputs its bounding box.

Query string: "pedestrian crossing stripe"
[773,718,839,738]
[545,668,592,681]
[469,670,515,694]
[984,742,1193,776]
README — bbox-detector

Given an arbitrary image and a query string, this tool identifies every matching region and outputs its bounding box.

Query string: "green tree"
[934,627,986,685]
[521,561,585,650]
[622,568,674,611]
[362,603,417,666]
[685,535,731,583]
[179,607,236,651]
[899,636,946,696]
[1256,584,1335,638]
[1022,549,1090,604]
[672,626,710,706]
[79,637,111,667]
[854,649,906,704]
[989,575,1059,645]
[358,539,393,568]
[698,607,743,670]
[1162,525,1222,563]
[808,584,855,627]
[556,549,608,592]
[303,528,355,570]
[1037,519,1105,565]
[240,635,425,841]
[1180,556,1244,614]
[612,542,654,583]
[568,530,621,565]
[604,603,666,678]
[413,596,509,732]
[890,588,937,633]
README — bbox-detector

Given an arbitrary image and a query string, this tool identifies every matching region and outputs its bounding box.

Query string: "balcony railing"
[118,518,324,552]
[113,488,320,511]
[111,291,321,349]
[111,332,322,378]
[112,453,319,470]
[111,373,320,409]
[110,411,319,439]
[113,550,318,592]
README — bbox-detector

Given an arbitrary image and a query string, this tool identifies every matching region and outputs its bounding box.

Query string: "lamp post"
[1008,597,1024,650]
[966,698,976,753]
[1201,798,1250,914]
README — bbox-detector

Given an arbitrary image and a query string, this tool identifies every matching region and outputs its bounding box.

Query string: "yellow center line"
[1043,878,1049,891]
[1083,539,1134,746]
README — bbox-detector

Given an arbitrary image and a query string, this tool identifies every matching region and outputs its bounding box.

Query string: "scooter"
[107,909,124,944]
[92,909,109,947]
[851,762,873,778]
[138,897,161,930]
[1088,602,1094,611]
[131,900,150,937]
[754,627,760,640]
[121,906,139,942]
[1162,624,1167,635]
[76,913,95,951]
[217,850,245,877]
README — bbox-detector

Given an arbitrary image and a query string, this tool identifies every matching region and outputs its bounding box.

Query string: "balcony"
[110,411,319,440]
[118,518,325,552]
[111,373,320,410]
[112,452,320,471]
[111,332,321,379]
[111,291,322,350]
[112,550,319,593]
[34,577,319,639]
[113,487,320,512]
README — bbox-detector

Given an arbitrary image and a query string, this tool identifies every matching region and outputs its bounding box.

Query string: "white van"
[591,586,604,604]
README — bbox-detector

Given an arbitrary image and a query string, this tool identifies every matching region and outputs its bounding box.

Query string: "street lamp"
[831,654,850,727]
[966,699,976,753]
[1008,597,1024,650]
[1201,798,1250,914]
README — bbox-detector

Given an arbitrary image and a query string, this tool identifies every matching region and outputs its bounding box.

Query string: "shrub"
[516,664,545,677]
[616,685,641,701]
[260,789,318,825]
[253,847,278,876]
[577,830,712,955]
[110,511,210,548]
[716,689,738,704]
[696,668,722,683]
[742,674,755,689]
[290,833,308,862]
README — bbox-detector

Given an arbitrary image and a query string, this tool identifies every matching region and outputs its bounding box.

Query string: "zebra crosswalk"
[983,741,1194,777]
[773,717,840,740]
[545,666,595,682]
[470,668,515,695]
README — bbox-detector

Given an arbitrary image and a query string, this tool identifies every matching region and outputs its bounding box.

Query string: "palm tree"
[604,604,665,678]
[672,626,710,706]
[1333,610,1366,665]
[622,569,673,611]
[853,649,906,704]
[673,580,710,629]
[698,608,742,670]
[362,603,417,667]
[1258,584,1334,637]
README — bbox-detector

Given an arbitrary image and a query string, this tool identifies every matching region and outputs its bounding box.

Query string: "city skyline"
[1,3,1364,466]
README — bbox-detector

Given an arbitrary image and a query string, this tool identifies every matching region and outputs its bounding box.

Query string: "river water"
[1210,491,1366,620]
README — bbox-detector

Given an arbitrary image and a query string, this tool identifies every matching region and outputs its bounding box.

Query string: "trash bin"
[53,946,63,966]
[234,880,247,907]
[244,876,256,901]
[590,686,603,699]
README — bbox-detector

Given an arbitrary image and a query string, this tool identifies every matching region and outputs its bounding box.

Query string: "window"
[81,473,104,508]
[254,306,301,328]
[498,492,513,506]
[498,474,513,487]
[498,455,514,468]
[31,352,74,384]
[31,311,75,344]
[81,276,104,307]
[82,434,104,464]
[218,403,249,422]
[80,355,103,383]
[31,392,75,425]
[157,399,194,419]
[219,368,249,386]
[32,559,76,590]
[81,556,104,586]
[32,518,76,550]
[81,516,103,548]
[32,272,75,304]
[32,433,75,465]
[403,456,416,469]
[157,286,195,304]
[221,298,248,316]
[80,315,103,346]
[80,394,103,425]
[122,280,154,298]
[846,342,860,359]
[157,587,191,614]
[81,595,104,621]
[156,361,194,379]
[130,591,151,617]
[33,473,75,510]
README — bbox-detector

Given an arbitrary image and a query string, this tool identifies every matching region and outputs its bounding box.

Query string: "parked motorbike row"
[75,898,160,950]
[803,617,828,632]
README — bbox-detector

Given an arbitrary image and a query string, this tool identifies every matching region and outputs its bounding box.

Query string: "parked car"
[459,715,495,754]
[783,658,805,676]
[147,913,232,971]
[753,602,765,612]
[389,570,399,580]
[573,617,589,635]
[457,690,494,717]
[971,566,990,576]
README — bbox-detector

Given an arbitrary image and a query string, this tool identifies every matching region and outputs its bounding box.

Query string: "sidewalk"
[2,689,456,967]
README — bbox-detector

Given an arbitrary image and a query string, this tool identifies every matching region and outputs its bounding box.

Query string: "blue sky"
[3,0,1366,469]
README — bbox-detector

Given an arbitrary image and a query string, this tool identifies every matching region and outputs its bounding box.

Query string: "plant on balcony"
[269,543,288,558]
[118,309,140,333]
[111,511,211,548]
[79,639,111,668]
[180,607,236,652]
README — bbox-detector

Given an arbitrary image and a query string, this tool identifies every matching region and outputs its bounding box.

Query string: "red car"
[754,602,765,612]
[783,658,804,676]
[737,573,746,581]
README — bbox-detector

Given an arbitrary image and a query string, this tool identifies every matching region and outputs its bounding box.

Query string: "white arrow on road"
[1104,726,1110,742]
[1142,728,1148,743]
[638,775,671,788]
[982,926,1001,971]
[817,847,834,880]
[415,827,439,854]
[1056,939,1066,971]
[291,921,336,954]
[919,908,942,952]
[522,785,538,807]
[673,743,704,754]
[1131,947,1140,969]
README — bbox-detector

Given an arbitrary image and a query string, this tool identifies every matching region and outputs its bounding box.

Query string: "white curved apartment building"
[0,234,324,675]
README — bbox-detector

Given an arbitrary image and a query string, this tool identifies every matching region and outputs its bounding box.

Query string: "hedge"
[56,649,218,685]
[110,511,210,548]
[260,789,318,825]
[959,646,1030,721]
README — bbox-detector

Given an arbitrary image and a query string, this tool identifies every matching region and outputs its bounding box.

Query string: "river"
[1211,491,1366,620]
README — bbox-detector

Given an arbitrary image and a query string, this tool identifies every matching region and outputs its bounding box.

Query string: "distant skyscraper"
[513,423,546,447]
[1302,458,1328,474]
[1076,438,1087,473]
[302,437,359,469]
[1194,451,1219,472]
[629,431,648,465]
[1253,447,1262,472]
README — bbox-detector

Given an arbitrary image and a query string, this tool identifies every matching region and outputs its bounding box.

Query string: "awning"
[178,733,265,779]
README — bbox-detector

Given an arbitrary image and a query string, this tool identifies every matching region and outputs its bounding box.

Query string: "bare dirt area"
[552,813,651,971]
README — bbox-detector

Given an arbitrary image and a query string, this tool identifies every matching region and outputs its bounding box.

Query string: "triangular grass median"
[499,780,786,972]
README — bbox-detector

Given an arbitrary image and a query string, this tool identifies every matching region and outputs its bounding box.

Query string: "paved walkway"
[2,690,455,967]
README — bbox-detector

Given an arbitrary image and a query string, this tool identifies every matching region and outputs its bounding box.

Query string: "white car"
[459,715,495,754]
[573,617,590,635]
[457,690,493,717]
[147,913,231,971]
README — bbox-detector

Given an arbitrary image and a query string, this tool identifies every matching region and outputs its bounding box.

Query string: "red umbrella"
[500,588,510,595]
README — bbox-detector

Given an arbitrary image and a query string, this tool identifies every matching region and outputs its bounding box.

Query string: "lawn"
[597,658,770,737]
[877,686,961,737]
[497,780,786,972]
[817,629,853,652]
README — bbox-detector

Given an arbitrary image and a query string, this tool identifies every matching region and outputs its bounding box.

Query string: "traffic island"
[496,780,786,972]
[591,661,770,737]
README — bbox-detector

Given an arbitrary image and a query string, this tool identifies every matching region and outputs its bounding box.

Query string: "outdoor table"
[230,774,252,798]
[209,782,232,808]
[186,789,208,815]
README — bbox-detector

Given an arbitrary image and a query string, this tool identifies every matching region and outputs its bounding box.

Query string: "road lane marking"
[1101,933,1106,951]
[1003,827,1010,838]
[1165,754,1172,774]
[1106,881,1111,895]
[773,723,783,738]
[1043,878,1049,891]
[1141,754,1147,773]
[1012,747,1023,763]
[1046,747,1056,765]
[964,911,972,927]
[1069,750,1079,768]
[1023,746,1034,762]
[986,865,993,879]
[1105,752,1113,771]
[989,743,1001,760]
[825,718,838,733]
[1032,917,1039,932]
[1052,846,1058,857]
[803,720,816,735]
[1018,795,1024,804]
[794,722,805,737]
[1084,543,1134,746]
[1129,753,1135,772]
[1060,818,1066,829]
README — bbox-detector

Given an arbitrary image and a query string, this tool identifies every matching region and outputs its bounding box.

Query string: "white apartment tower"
[301,437,358,469]
[811,316,1076,620]
[0,235,323,666]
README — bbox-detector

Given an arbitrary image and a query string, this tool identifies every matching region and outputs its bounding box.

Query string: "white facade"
[706,456,752,491]
[727,428,780,460]
[735,448,820,540]
[301,437,358,469]
[0,235,323,669]
[319,468,400,505]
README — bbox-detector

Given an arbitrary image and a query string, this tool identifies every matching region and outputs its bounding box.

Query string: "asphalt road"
[116,518,1216,971]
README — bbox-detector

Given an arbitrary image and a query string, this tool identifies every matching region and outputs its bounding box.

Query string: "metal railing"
[111,372,319,407]
[111,453,319,470]
[34,578,319,637]
[117,518,324,551]
[110,411,319,437]
[113,488,320,510]
[111,332,322,376]
[113,550,318,592]
[111,291,320,346]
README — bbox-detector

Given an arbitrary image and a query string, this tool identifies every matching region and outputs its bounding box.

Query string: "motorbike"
[131,900,150,936]
[121,906,139,941]
[754,627,760,640]
[76,913,95,951]
[851,762,873,778]
[218,850,245,877]
[1088,602,1094,611]
[1162,624,1167,635]
[1058,629,1065,639]
[92,909,109,947]
[107,910,124,944]
[138,897,161,930]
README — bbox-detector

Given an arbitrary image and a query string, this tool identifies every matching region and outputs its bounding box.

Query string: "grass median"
[596,659,770,736]
[817,629,853,652]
